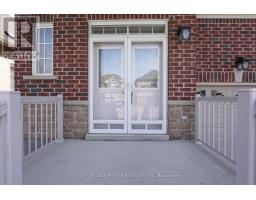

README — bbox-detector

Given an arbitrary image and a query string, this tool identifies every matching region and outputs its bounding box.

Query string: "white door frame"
[88,36,168,135]
[127,37,167,134]
[88,37,128,134]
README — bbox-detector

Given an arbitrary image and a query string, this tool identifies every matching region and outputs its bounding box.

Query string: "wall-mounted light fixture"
[177,26,191,41]
[235,56,256,70]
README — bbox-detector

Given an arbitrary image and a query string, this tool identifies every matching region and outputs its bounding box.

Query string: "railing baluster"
[21,103,24,157]
[50,103,53,143]
[35,104,37,151]
[231,103,234,161]
[203,101,206,144]
[212,101,215,149]
[224,103,227,157]
[41,104,43,148]
[28,104,31,154]
[208,102,211,146]
[198,101,201,141]
[55,102,57,140]
[46,104,48,145]
[218,102,221,153]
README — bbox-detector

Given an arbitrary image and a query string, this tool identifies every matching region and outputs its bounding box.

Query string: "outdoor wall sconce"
[236,57,249,70]
[234,56,256,82]
[177,26,191,41]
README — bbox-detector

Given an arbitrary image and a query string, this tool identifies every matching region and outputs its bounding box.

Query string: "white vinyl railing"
[21,95,63,158]
[236,89,256,184]
[195,96,238,163]
[0,92,22,185]
[0,98,7,184]
[0,92,63,184]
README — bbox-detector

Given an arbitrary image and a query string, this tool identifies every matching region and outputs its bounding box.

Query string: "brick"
[14,14,256,102]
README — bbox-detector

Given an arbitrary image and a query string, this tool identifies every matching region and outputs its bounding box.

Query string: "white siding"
[0,14,15,46]
[0,57,14,91]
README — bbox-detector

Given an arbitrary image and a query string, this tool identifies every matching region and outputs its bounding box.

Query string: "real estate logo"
[1,15,40,61]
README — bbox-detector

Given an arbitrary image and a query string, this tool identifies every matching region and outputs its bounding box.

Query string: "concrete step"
[85,134,169,141]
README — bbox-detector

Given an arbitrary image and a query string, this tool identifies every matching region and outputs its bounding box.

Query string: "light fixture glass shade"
[178,27,191,41]
[182,29,190,40]
[236,57,249,70]
[243,61,249,70]
[237,63,243,70]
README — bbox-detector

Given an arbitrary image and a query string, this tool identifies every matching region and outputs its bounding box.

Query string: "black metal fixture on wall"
[235,56,256,70]
[177,26,191,41]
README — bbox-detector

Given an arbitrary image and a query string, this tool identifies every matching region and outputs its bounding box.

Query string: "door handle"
[131,91,133,104]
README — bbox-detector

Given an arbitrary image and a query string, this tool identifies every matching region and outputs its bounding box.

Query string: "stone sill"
[196,82,256,86]
[23,75,57,80]
[64,100,88,106]
[168,100,194,106]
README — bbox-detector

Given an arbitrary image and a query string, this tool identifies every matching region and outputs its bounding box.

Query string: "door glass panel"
[133,48,159,88]
[131,44,162,121]
[93,45,125,121]
[99,49,123,88]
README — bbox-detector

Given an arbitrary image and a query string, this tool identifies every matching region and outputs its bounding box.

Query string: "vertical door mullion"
[127,39,165,134]
[127,38,132,134]
[124,39,129,134]
[90,40,128,134]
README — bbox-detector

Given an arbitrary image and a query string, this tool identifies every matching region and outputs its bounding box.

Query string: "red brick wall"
[14,14,199,101]
[15,14,88,100]
[52,15,88,100]
[196,18,256,82]
[168,15,197,100]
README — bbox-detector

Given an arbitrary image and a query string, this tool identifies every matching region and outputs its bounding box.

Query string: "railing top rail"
[21,95,62,104]
[196,96,238,102]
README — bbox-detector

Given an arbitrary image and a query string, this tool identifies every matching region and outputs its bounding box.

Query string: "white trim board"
[197,14,256,19]
[23,75,57,80]
[88,19,169,26]
[88,38,167,135]
[88,19,168,39]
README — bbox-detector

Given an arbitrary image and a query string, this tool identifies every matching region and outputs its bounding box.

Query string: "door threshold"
[85,134,169,141]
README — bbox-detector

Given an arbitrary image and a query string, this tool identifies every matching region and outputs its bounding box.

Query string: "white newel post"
[57,94,63,140]
[236,89,256,185]
[0,92,22,184]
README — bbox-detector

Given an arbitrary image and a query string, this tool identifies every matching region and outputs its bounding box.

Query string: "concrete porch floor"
[22,139,235,185]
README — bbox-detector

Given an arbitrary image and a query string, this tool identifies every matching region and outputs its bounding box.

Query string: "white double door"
[90,38,167,134]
